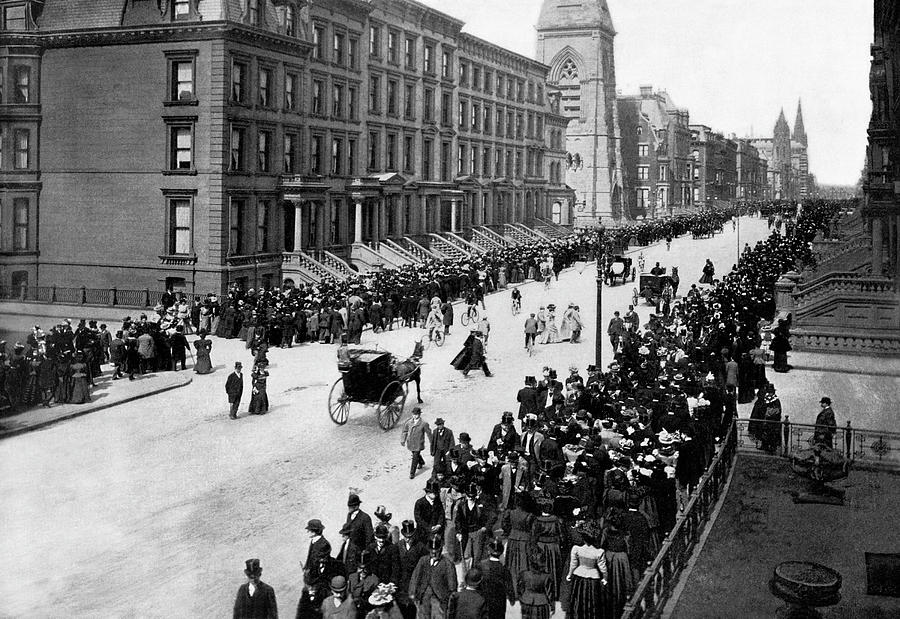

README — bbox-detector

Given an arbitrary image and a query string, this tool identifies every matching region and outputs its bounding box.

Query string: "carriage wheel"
[328,377,351,425]
[632,288,639,308]
[377,381,407,430]
[434,330,445,347]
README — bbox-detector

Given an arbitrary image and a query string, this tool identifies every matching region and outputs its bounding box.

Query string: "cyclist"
[464,289,478,321]
[425,305,444,341]
[511,288,522,314]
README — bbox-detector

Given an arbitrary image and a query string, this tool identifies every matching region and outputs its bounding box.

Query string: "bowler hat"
[820,396,831,405]
[244,558,262,577]
[330,575,347,592]
[347,493,361,507]
[459,432,471,442]
[306,519,324,533]
[464,567,483,587]
[374,524,389,540]
[434,417,445,426]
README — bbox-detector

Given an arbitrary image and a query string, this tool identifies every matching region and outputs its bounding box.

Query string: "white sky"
[420,0,873,186]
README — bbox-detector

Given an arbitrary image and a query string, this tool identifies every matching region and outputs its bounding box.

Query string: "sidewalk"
[0,370,192,439]
[788,349,900,377]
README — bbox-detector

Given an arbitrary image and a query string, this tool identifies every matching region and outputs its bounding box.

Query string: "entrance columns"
[293,201,303,252]
[451,198,459,233]
[354,199,363,243]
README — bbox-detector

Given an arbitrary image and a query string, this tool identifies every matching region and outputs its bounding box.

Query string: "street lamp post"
[594,225,606,368]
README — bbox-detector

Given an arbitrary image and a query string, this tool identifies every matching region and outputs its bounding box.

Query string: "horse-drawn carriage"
[328,344,422,430]
[605,255,635,286]
[635,271,675,306]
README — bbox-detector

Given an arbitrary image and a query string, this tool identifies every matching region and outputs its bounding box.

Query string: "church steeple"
[793,99,807,147]
[774,108,790,136]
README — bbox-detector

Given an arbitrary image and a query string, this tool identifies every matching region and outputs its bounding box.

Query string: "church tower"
[774,108,791,168]
[536,0,624,226]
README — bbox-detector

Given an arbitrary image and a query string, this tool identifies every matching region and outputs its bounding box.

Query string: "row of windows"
[457,60,543,105]
[311,25,360,69]
[0,65,32,104]
[230,58,302,112]
[367,22,453,79]
[0,197,30,251]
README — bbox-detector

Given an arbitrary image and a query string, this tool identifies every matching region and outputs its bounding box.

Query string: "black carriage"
[606,255,635,286]
[636,272,674,306]
[328,349,418,430]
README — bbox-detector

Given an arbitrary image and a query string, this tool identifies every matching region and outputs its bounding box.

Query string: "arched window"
[556,57,581,115]
[551,201,562,224]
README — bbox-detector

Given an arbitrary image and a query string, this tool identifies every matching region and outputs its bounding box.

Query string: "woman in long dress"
[518,546,555,619]
[192,332,213,374]
[68,353,91,404]
[248,367,269,414]
[502,493,536,598]
[532,497,565,602]
[560,304,576,341]
[54,352,72,403]
[566,520,609,619]
[540,306,560,344]
[601,511,634,617]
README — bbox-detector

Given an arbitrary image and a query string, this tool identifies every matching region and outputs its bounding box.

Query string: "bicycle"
[460,305,480,326]
[422,329,445,349]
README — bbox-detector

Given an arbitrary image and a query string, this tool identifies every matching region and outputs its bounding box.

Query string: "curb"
[0,374,193,439]
[787,364,900,378]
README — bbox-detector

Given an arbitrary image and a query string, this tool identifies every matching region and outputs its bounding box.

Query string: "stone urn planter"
[770,561,841,618]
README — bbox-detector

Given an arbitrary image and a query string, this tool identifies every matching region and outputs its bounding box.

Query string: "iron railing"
[621,421,739,619]
[0,284,168,309]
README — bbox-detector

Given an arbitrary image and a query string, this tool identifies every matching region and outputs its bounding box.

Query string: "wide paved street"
[1,217,891,617]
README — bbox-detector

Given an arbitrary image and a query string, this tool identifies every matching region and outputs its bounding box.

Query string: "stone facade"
[535,0,624,228]
[748,103,809,201]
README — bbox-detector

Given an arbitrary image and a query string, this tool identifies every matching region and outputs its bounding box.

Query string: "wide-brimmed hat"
[368,583,397,606]
[374,505,392,522]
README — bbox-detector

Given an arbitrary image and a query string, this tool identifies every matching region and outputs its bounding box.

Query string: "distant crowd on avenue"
[229,199,846,619]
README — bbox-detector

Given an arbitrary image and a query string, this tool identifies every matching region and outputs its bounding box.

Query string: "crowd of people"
[231,200,845,619]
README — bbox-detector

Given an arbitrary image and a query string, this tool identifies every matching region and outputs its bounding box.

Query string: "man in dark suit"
[488,412,519,456]
[413,480,446,544]
[233,558,278,619]
[516,376,539,431]
[448,567,488,619]
[225,362,244,419]
[365,524,401,586]
[462,331,492,377]
[169,325,189,371]
[478,538,514,618]
[455,484,488,569]
[397,521,427,597]
[344,494,375,552]
[335,522,360,577]
[409,535,458,619]
[304,519,332,585]
[438,449,471,486]
[430,418,455,474]
[109,330,126,379]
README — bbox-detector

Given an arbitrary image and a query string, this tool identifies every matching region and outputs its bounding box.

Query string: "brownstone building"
[0,0,571,295]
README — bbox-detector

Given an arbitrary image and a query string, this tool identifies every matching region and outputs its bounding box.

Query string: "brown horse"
[391,340,423,403]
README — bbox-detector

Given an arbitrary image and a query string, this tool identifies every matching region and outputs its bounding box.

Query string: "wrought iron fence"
[735,417,900,470]
[621,421,739,618]
[0,284,167,309]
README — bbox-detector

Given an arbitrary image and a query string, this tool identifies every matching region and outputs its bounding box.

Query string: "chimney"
[639,84,653,98]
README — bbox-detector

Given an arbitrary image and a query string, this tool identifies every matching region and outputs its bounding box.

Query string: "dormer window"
[285,5,296,37]
[248,0,260,26]
[3,5,27,30]
[173,0,191,18]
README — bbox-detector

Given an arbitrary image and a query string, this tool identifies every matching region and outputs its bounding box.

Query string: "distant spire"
[774,108,790,136]
[793,99,807,147]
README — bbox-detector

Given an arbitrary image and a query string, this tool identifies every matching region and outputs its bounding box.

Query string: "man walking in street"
[232,558,278,619]
[608,311,626,352]
[524,313,538,350]
[169,325,189,371]
[462,332,492,377]
[430,418,454,475]
[226,362,244,419]
[401,407,433,479]
[410,535,458,619]
[109,330,126,379]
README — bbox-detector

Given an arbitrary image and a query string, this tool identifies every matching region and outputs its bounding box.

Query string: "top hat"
[244,558,262,577]
[501,411,514,422]
[306,519,324,533]
[525,375,536,384]
[424,479,440,494]
[374,505,392,522]
[347,493,362,507]
[400,520,416,537]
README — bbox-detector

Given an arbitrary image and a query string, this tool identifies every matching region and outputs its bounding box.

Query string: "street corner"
[0,370,193,439]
